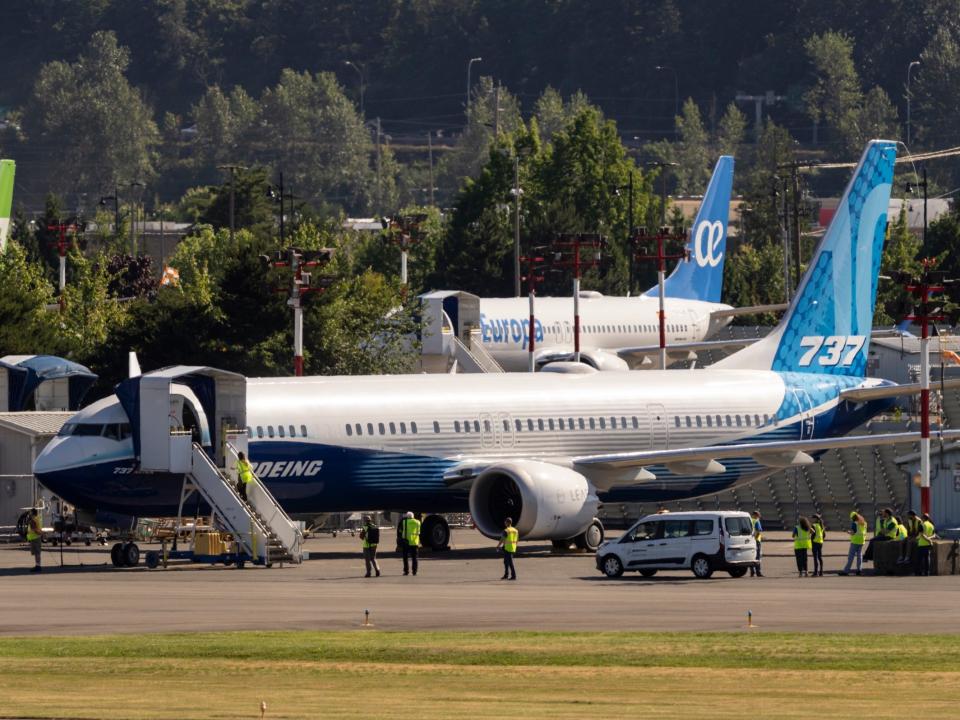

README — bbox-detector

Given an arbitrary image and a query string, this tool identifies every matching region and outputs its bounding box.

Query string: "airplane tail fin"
[716,140,897,377]
[0,160,14,251]
[646,155,734,303]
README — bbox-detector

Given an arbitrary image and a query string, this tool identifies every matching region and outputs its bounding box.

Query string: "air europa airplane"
[35,141,952,556]
[466,155,777,371]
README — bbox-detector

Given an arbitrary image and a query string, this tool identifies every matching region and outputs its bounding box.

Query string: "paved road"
[0,530,956,636]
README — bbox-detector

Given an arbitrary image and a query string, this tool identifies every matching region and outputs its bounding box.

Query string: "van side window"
[628,521,659,542]
[663,520,690,538]
[692,520,713,536]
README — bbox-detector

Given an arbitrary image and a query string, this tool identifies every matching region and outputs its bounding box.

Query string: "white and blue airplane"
[462,155,779,370]
[35,140,954,553]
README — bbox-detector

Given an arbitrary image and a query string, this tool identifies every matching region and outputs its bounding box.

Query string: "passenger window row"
[247,424,308,439]
[673,413,771,429]
[582,323,689,334]
[343,415,649,437]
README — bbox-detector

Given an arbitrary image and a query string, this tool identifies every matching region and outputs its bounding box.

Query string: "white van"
[596,511,757,579]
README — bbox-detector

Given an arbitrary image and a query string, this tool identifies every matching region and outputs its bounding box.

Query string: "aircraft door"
[442,295,460,337]
[791,389,816,439]
[646,403,669,450]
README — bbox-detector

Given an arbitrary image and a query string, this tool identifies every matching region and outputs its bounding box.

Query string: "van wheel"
[691,554,713,579]
[600,555,624,578]
[727,567,748,578]
[639,569,657,577]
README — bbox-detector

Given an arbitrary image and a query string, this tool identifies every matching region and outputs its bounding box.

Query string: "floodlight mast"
[633,227,689,368]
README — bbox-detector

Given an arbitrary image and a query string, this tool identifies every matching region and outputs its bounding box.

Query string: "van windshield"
[724,517,754,536]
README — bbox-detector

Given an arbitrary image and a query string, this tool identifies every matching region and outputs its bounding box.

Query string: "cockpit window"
[58,423,130,439]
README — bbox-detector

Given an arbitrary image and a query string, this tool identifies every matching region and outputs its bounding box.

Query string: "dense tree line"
[1,1,959,384]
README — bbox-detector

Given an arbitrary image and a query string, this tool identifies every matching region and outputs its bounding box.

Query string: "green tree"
[723,241,787,324]
[915,21,960,147]
[22,31,159,198]
[191,85,258,173]
[0,242,58,355]
[671,98,712,194]
[58,251,131,361]
[875,206,921,325]
[716,102,747,157]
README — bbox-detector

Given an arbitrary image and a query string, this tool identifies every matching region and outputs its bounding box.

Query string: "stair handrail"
[225,443,303,561]
[190,442,265,560]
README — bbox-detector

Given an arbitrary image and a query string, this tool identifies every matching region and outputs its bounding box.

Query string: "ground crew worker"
[894,516,908,541]
[792,516,813,577]
[750,511,764,577]
[26,508,42,573]
[811,514,825,576]
[864,508,895,562]
[237,451,254,502]
[360,515,381,577]
[839,511,868,576]
[400,511,420,576]
[915,513,936,576]
[898,510,922,565]
[496,517,519,580]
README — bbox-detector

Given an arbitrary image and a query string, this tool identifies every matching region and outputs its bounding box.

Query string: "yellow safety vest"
[753,519,763,542]
[874,517,883,537]
[503,527,518,553]
[917,520,935,548]
[25,515,41,542]
[851,521,867,545]
[884,518,898,538]
[361,524,377,549]
[895,523,907,540]
[404,518,421,547]
[794,527,812,550]
[812,522,825,544]
[238,459,254,484]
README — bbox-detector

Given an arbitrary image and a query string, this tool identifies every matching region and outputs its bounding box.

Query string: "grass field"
[2,631,959,719]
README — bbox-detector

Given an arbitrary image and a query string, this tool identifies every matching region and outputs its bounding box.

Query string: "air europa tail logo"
[694,220,724,268]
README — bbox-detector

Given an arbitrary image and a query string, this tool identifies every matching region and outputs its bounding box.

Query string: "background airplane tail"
[646,155,734,304]
[716,140,897,377]
[0,159,14,251]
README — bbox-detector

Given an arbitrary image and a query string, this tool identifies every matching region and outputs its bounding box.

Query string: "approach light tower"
[261,247,336,376]
[549,233,606,363]
[632,226,689,369]
[895,260,956,516]
[520,252,547,373]
[381,213,428,289]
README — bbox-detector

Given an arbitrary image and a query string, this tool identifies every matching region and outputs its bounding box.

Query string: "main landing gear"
[111,542,141,568]
[551,519,605,553]
[420,514,451,551]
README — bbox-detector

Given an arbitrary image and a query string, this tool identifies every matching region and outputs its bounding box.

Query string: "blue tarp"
[0,355,97,411]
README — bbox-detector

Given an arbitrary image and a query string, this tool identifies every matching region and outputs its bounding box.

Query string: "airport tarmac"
[0,529,957,636]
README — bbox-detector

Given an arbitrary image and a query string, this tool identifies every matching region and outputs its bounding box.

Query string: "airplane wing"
[840,378,960,402]
[615,336,759,362]
[709,303,788,319]
[573,430,960,474]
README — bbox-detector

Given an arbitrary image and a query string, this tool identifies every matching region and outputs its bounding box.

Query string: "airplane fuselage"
[34,369,889,519]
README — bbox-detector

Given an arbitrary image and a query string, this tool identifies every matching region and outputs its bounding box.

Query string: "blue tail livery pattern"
[772,141,896,376]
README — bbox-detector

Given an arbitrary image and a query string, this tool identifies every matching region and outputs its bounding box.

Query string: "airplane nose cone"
[33,436,67,475]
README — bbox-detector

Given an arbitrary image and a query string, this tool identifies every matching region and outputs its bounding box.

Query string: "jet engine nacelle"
[469,460,600,541]
[539,348,629,372]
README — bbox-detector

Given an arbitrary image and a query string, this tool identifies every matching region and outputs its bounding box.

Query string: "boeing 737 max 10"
[34,141,960,552]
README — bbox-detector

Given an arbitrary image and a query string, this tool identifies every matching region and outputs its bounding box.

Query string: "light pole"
[906,60,920,147]
[344,60,365,116]
[466,57,482,115]
[655,65,679,120]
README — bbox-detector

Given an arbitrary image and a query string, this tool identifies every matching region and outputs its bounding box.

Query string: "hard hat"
[849,511,858,519]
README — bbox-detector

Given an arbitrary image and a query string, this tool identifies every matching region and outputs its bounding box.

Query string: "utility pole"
[906,60,920,147]
[907,165,929,252]
[376,117,382,211]
[615,175,636,293]
[633,227,689,368]
[218,164,245,247]
[513,154,521,297]
[427,131,435,206]
[551,234,606,363]
[268,173,292,245]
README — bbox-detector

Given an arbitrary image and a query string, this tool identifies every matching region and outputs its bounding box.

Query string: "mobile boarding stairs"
[115,366,303,567]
